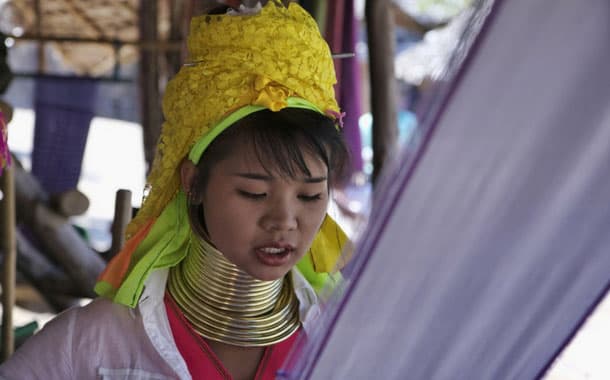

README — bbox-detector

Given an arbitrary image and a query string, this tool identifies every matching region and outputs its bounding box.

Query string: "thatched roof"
[10,0,140,40]
[0,1,295,76]
[0,0,183,76]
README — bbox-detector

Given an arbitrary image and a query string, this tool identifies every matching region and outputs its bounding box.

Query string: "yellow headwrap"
[95,1,349,306]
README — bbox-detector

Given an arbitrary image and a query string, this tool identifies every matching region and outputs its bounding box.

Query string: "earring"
[187,189,197,205]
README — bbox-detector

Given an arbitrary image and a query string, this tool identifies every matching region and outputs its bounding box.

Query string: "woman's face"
[199,140,329,281]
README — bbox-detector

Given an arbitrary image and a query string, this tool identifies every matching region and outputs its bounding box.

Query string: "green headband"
[188,97,325,164]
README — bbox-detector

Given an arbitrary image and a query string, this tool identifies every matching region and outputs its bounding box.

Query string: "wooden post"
[109,189,132,258]
[366,0,398,184]
[1,164,16,360]
[139,0,162,173]
[34,0,45,72]
[165,0,188,79]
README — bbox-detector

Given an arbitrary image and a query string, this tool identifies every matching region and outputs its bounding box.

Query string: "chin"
[248,267,291,282]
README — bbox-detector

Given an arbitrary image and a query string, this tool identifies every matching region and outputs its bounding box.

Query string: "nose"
[260,199,298,232]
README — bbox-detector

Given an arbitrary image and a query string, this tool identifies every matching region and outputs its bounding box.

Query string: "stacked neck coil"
[168,233,300,346]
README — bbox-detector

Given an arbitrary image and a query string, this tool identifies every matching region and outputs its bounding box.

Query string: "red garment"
[165,293,301,380]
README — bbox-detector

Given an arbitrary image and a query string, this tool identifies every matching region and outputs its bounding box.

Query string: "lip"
[254,242,296,267]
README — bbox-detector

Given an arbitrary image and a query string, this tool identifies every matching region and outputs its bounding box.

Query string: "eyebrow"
[234,173,327,183]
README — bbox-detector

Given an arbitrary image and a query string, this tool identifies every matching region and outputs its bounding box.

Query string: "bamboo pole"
[1,164,16,360]
[366,0,398,184]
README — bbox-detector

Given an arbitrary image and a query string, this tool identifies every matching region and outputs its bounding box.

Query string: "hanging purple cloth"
[32,77,98,194]
[326,0,364,175]
[282,0,610,378]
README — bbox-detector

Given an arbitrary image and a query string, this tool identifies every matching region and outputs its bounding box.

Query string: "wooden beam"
[30,203,104,298]
[366,0,398,184]
[10,35,183,51]
[49,189,90,218]
[12,161,105,298]
[14,229,82,309]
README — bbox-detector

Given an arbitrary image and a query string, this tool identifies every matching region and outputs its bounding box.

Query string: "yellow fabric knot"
[253,76,293,111]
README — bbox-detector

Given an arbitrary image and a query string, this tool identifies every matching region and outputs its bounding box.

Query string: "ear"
[180,159,198,195]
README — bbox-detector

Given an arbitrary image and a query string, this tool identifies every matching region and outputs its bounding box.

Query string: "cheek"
[302,203,329,237]
[204,213,240,253]
[203,199,255,245]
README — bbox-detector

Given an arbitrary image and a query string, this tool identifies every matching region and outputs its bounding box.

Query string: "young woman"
[0,2,350,380]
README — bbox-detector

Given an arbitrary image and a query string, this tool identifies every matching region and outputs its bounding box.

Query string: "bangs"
[199,108,349,186]
[247,111,333,180]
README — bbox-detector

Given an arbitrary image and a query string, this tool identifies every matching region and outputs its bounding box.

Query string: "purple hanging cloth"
[282,0,610,378]
[0,110,10,175]
[326,0,364,175]
[32,77,98,194]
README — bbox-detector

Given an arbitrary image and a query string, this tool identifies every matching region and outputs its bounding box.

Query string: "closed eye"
[238,190,266,200]
[299,194,322,202]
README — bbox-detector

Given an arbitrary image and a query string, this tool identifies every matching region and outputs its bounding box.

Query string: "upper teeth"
[261,247,286,254]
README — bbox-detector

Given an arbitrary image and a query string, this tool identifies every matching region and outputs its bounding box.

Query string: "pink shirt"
[165,293,301,380]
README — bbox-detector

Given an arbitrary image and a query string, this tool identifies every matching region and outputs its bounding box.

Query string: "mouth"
[254,243,295,267]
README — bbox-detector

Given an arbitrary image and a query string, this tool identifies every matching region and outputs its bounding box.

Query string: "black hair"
[187,108,350,237]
